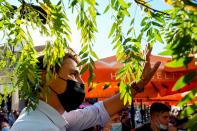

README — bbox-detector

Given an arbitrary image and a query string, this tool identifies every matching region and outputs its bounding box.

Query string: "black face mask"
[52,78,85,112]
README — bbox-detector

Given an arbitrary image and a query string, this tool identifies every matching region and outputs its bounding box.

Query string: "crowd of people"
[0,102,189,131]
[77,101,189,131]
[0,108,19,131]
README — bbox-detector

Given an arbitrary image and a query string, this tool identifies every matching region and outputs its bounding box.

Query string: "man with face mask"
[135,102,172,131]
[11,45,161,131]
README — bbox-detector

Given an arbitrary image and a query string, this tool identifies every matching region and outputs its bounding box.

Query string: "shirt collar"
[37,100,69,128]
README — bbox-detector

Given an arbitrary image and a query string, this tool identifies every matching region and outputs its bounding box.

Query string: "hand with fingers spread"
[131,44,161,93]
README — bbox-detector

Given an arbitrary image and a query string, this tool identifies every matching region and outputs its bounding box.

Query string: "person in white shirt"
[11,46,160,131]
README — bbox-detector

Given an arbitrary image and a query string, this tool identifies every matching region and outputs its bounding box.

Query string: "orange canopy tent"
[82,55,197,98]
[134,94,183,106]
[135,91,197,106]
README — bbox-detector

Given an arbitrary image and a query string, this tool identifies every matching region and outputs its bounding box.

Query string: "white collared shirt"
[10,101,110,131]
[63,101,110,131]
[10,100,68,131]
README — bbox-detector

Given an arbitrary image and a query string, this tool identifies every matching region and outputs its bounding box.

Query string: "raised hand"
[132,44,161,93]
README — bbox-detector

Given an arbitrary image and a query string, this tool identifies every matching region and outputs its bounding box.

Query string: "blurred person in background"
[0,121,10,131]
[135,102,177,131]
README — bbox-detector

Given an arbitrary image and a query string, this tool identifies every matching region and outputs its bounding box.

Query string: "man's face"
[50,57,84,94]
[157,112,170,126]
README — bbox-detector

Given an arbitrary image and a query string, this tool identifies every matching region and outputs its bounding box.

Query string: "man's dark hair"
[150,102,170,116]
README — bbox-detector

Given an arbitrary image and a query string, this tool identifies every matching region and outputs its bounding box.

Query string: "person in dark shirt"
[135,102,171,131]
[121,112,131,131]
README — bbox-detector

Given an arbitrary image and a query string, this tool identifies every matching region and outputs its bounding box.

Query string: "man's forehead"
[60,58,80,72]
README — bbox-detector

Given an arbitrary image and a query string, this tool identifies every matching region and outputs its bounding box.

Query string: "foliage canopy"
[0,0,197,129]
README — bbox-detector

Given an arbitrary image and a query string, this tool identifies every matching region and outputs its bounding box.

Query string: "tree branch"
[134,0,169,15]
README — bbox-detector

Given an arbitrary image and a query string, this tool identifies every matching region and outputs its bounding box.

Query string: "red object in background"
[82,55,197,98]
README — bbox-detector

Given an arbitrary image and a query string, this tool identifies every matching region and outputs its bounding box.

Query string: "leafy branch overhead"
[0,0,197,128]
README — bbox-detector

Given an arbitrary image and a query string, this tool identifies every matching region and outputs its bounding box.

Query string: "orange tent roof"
[83,55,197,98]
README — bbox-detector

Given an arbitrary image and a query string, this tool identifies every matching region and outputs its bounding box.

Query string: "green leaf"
[87,75,93,86]
[79,45,88,56]
[114,0,119,10]
[118,0,129,8]
[89,57,96,69]
[86,0,95,6]
[120,81,126,97]
[130,18,134,26]
[186,113,197,129]
[78,58,89,67]
[137,32,143,42]
[192,27,197,33]
[123,38,131,45]
[117,44,123,54]
[16,19,22,25]
[126,71,131,82]
[177,89,197,106]
[142,22,151,32]
[57,0,61,6]
[127,27,133,35]
[155,31,164,43]
[154,15,165,24]
[159,50,173,56]
[152,21,163,27]
[90,50,99,60]
[108,23,116,38]
[165,57,193,68]
[103,5,110,14]
[147,28,154,41]
[113,40,121,50]
[116,67,126,80]
[120,88,126,100]
[80,64,88,74]
[172,71,197,91]
[27,69,35,84]
[88,6,96,18]
[81,52,89,59]
[121,9,130,17]
[180,103,197,118]
[111,0,116,7]
[128,93,132,105]
[141,17,148,26]
[124,92,128,105]
[171,22,181,27]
